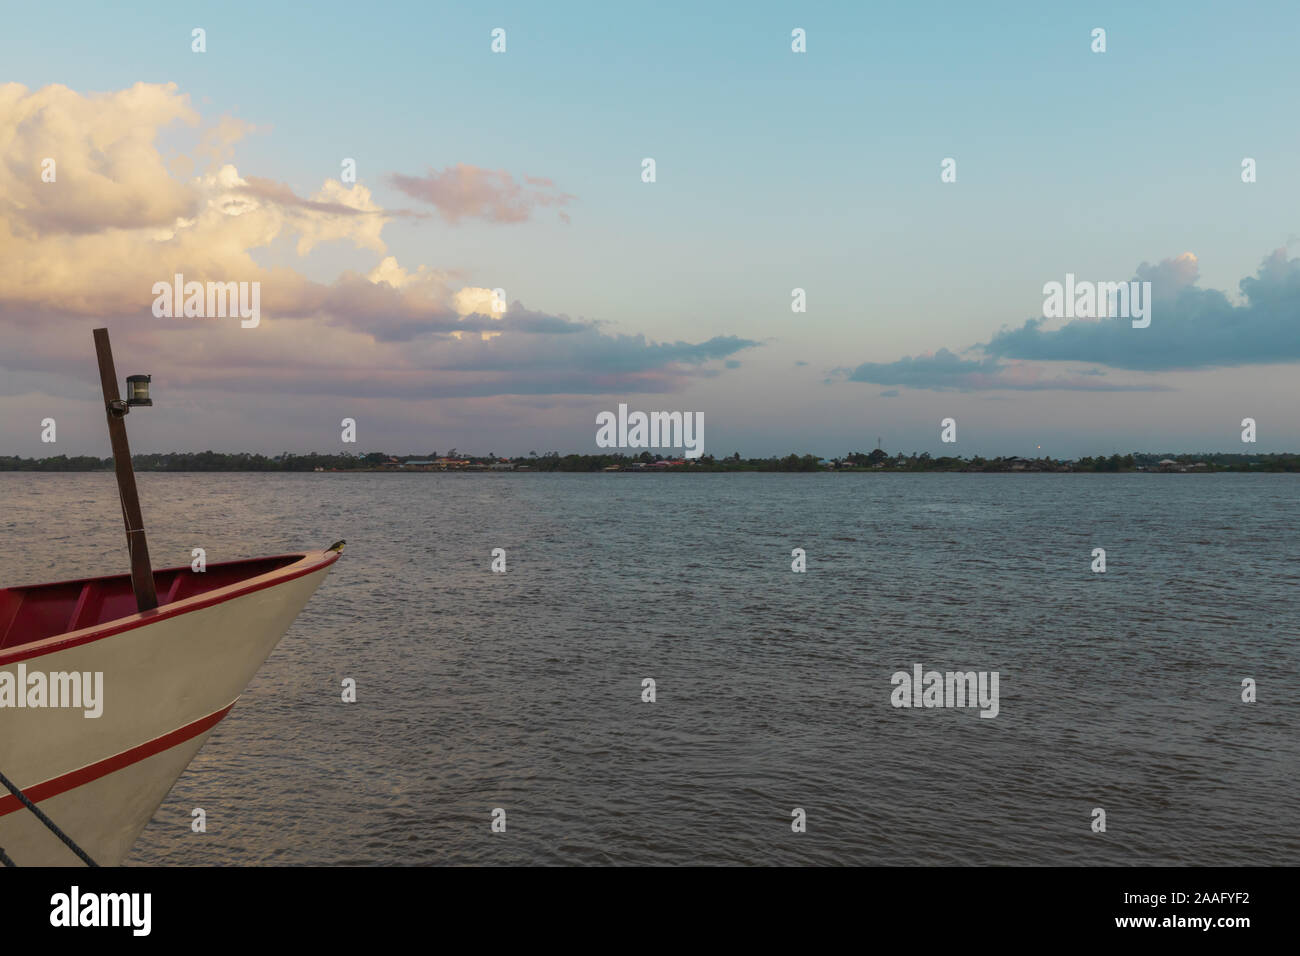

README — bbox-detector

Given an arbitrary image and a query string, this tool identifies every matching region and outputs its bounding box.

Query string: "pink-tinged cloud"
[236,176,420,220]
[0,83,754,409]
[387,164,575,224]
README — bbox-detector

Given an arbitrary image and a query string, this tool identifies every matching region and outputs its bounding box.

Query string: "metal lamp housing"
[125,374,153,407]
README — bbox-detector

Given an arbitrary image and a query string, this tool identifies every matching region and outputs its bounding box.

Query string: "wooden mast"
[92,328,158,612]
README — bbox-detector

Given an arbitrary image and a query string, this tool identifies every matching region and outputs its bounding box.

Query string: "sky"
[2,0,1299,459]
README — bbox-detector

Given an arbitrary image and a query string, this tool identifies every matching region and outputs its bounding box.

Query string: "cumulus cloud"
[194,115,262,172]
[985,251,1300,370]
[0,159,388,320]
[387,163,575,224]
[0,82,753,405]
[1136,251,1200,300]
[843,251,1300,392]
[235,176,424,254]
[0,81,198,234]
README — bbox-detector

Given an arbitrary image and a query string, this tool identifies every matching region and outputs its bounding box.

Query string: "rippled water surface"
[2,472,1297,865]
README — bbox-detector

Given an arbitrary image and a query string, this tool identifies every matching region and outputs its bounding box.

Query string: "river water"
[1,471,1296,865]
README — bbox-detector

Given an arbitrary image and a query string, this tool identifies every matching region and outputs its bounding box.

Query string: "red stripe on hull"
[0,702,235,818]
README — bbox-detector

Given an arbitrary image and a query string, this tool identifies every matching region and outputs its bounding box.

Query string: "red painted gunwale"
[0,549,340,667]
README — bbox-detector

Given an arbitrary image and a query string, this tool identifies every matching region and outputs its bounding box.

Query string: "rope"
[0,770,98,867]
[0,846,15,867]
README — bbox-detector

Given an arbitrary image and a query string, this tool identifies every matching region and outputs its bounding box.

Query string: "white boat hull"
[0,555,334,865]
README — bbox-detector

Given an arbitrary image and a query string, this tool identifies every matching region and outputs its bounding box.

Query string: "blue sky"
[2,1,1298,457]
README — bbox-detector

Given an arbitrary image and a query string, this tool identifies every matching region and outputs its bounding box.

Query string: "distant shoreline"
[3,451,1298,474]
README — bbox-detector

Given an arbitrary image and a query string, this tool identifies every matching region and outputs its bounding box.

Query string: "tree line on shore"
[2,449,1298,472]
